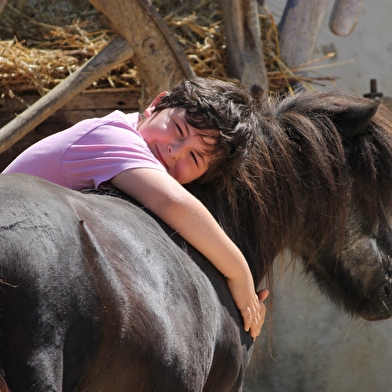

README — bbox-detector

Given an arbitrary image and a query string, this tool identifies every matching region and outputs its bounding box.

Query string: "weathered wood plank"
[329,0,365,36]
[0,90,140,113]
[278,0,330,69]
[219,0,268,92]
[89,0,195,94]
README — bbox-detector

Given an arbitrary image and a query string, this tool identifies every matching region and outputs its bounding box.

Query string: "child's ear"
[144,91,168,118]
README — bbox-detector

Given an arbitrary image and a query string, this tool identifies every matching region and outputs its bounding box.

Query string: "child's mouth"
[155,146,168,170]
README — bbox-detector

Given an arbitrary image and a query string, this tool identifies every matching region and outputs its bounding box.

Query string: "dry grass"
[0,0,336,98]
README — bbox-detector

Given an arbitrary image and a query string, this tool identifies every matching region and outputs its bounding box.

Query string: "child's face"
[137,107,216,184]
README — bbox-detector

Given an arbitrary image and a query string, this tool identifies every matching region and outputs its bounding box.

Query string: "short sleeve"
[61,112,167,189]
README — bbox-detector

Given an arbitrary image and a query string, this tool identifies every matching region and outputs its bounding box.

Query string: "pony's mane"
[208,90,392,288]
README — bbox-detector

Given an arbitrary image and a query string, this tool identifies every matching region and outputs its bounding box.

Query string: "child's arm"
[112,168,264,338]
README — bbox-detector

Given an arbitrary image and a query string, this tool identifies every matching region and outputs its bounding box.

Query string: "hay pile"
[0,0,334,98]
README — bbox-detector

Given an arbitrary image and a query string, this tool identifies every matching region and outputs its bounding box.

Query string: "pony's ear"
[333,99,381,139]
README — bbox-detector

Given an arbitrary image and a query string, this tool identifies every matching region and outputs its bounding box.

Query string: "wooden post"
[219,0,268,92]
[278,0,331,69]
[329,0,365,36]
[89,0,195,95]
[0,36,134,154]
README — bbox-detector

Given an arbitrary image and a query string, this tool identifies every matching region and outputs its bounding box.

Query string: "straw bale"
[0,0,335,98]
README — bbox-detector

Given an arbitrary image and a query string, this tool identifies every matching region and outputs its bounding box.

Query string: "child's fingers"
[249,289,269,337]
[240,290,269,339]
[249,294,265,339]
[250,318,260,340]
[241,307,252,332]
[257,288,269,302]
[249,311,262,338]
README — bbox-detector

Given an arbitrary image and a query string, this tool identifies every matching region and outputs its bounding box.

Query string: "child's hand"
[227,277,269,340]
[256,288,269,335]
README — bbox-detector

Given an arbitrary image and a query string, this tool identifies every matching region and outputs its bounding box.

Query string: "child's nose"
[168,143,184,159]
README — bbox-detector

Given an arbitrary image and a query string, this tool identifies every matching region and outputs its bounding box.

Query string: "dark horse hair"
[189,90,392,298]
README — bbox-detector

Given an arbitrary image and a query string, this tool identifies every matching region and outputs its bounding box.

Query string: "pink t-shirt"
[2,111,166,189]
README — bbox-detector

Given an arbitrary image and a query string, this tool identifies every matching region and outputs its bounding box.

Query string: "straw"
[0,0,337,97]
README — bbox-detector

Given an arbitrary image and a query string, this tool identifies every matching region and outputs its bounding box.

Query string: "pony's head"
[82,89,392,322]
[293,91,392,321]
[211,90,392,321]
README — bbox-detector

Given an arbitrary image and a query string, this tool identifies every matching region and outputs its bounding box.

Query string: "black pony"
[249,90,392,320]
[1,90,392,391]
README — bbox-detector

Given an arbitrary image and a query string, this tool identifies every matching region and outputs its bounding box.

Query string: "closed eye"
[175,122,184,138]
[190,151,198,166]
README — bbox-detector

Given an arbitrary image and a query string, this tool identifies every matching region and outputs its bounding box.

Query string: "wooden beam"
[329,0,365,36]
[278,0,330,69]
[219,0,268,92]
[0,90,141,124]
[89,0,195,94]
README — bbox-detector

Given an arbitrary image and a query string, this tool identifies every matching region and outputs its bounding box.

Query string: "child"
[3,77,268,339]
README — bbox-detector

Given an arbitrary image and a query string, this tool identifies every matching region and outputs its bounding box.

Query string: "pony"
[1,89,392,391]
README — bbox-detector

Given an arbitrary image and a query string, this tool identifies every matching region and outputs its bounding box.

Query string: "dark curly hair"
[152,77,259,190]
